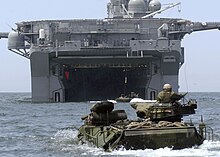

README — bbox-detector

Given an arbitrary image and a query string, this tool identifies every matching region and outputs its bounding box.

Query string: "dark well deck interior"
[61,67,149,102]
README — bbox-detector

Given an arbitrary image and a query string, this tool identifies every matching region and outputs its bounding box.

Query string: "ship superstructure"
[1,0,220,102]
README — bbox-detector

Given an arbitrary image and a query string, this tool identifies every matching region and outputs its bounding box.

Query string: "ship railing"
[198,125,214,141]
[35,39,183,51]
[204,126,214,141]
[36,40,131,49]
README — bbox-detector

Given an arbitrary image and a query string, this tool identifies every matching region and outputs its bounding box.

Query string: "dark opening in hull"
[62,67,148,102]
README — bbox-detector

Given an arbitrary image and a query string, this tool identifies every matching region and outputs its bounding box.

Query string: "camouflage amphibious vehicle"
[78,97,212,150]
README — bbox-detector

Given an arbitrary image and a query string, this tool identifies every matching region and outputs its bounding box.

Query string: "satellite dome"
[149,0,161,12]
[8,31,25,49]
[128,0,147,13]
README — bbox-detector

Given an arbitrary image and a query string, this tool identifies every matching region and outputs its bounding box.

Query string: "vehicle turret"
[130,98,197,122]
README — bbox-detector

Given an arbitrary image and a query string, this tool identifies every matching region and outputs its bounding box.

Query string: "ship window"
[55,92,61,102]
[163,56,176,63]
[153,64,158,74]
[52,66,56,75]
[150,91,156,100]
[127,51,143,57]
[132,51,137,56]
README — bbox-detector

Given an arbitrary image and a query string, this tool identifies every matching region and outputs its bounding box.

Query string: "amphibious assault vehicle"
[78,97,212,150]
[1,0,220,102]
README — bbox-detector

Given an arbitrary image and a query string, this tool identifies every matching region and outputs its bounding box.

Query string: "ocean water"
[0,92,220,157]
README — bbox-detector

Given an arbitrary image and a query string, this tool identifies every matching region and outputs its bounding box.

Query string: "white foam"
[52,130,220,157]
[53,129,78,142]
[130,98,157,103]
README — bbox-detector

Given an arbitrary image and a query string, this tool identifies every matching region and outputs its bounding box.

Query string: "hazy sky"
[0,0,220,93]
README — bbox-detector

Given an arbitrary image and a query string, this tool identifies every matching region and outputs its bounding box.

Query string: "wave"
[50,129,220,157]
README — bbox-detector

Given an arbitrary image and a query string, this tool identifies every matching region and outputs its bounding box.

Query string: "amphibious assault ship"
[1,0,220,102]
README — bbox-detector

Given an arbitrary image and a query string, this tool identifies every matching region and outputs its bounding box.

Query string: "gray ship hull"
[2,0,220,102]
[30,49,160,102]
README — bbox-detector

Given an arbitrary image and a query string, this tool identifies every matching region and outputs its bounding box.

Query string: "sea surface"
[1,92,220,157]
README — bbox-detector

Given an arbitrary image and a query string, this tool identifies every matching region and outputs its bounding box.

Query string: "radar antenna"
[142,2,181,19]
[7,24,16,32]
